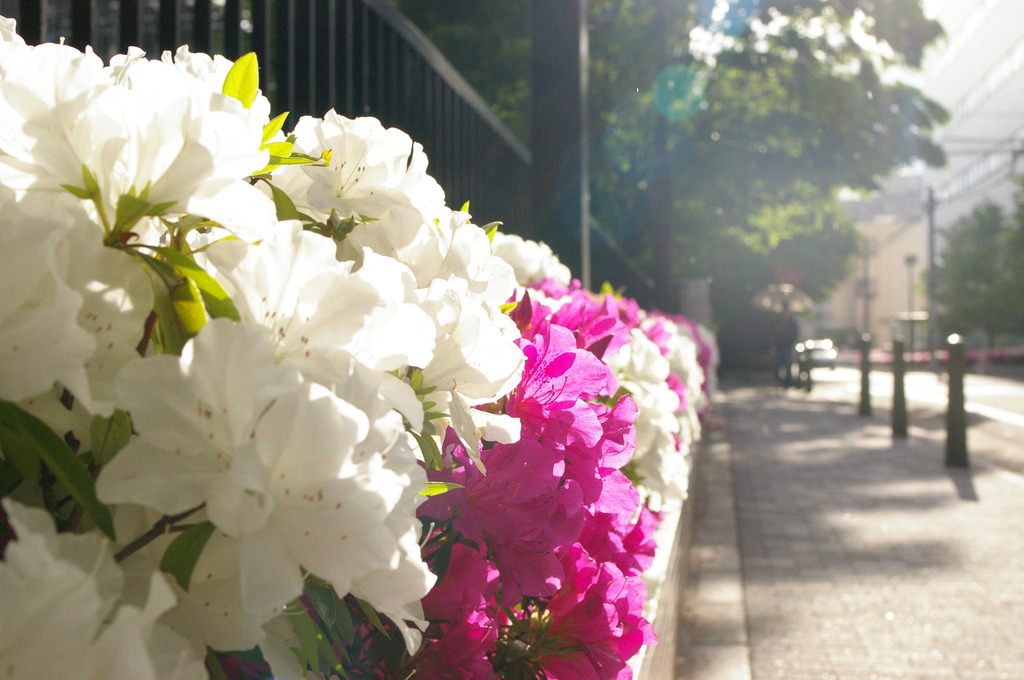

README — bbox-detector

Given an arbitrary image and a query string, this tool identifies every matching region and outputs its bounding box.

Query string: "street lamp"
[905,253,918,358]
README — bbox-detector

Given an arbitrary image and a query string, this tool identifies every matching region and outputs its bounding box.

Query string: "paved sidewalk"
[677,373,1024,680]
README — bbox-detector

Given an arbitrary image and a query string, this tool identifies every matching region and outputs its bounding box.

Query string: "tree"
[933,198,1024,347]
[391,0,947,365]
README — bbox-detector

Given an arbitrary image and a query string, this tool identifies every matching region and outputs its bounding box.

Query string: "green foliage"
[89,410,133,466]
[160,521,216,590]
[932,196,1024,345]
[391,0,944,364]
[0,400,115,538]
[222,53,260,109]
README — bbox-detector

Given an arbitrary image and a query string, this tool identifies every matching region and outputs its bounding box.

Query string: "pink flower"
[550,293,632,362]
[419,430,585,602]
[508,324,612,449]
[539,544,656,680]
[411,543,501,680]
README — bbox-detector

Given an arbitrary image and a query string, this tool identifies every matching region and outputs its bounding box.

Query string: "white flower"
[418,277,524,405]
[97,320,411,620]
[0,194,94,403]
[0,499,205,680]
[273,110,447,222]
[205,221,436,378]
[0,40,273,243]
[0,14,25,45]
[492,231,572,286]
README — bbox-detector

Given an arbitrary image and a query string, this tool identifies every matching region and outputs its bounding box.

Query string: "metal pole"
[945,335,968,467]
[926,187,938,372]
[859,333,872,416]
[905,253,917,360]
[862,239,872,337]
[892,340,907,438]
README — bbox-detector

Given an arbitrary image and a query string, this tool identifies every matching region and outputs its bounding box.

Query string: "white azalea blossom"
[0,39,273,243]
[0,499,205,680]
[492,231,572,286]
[419,277,524,405]
[0,194,94,403]
[97,320,412,622]
[272,110,447,222]
[205,221,436,378]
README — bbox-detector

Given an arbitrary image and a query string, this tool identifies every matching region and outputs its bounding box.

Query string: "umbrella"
[751,283,814,313]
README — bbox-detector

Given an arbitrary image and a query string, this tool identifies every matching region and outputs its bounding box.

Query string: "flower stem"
[114,504,205,563]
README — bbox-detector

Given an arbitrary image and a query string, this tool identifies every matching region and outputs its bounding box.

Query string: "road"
[803,365,1024,480]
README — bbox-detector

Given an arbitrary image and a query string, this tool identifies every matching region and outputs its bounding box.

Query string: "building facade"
[825,0,1024,352]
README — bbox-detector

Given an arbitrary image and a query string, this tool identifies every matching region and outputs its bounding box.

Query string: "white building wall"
[921,0,1024,228]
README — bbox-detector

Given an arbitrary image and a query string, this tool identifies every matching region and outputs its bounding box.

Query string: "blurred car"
[795,338,838,369]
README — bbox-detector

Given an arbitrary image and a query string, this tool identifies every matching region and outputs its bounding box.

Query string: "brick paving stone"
[713,374,1024,680]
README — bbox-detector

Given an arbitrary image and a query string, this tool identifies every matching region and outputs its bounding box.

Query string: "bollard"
[892,340,907,438]
[945,335,968,467]
[858,333,872,416]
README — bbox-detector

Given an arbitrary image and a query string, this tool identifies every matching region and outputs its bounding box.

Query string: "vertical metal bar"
[289,0,311,116]
[892,340,908,438]
[158,0,180,51]
[338,0,353,115]
[858,333,872,416]
[193,0,211,52]
[265,0,291,113]
[68,0,93,50]
[19,0,44,44]
[120,0,140,47]
[316,0,336,113]
[251,0,272,106]
[945,336,968,467]
[530,0,588,283]
[223,0,240,56]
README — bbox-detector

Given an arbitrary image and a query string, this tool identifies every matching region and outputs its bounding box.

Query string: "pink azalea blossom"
[419,430,585,601]
[540,544,656,680]
[410,543,500,680]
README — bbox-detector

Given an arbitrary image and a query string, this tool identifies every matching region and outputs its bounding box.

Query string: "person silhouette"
[772,302,799,388]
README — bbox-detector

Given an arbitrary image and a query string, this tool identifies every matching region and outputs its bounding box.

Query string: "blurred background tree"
[932,192,1024,348]
[393,0,947,367]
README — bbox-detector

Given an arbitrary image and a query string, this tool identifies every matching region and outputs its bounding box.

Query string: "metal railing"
[0,0,531,229]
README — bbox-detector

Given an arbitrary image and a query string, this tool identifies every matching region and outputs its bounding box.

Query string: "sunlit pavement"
[676,368,1024,679]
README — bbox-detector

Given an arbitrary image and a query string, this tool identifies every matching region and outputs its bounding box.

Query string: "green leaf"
[0,404,41,481]
[262,111,290,144]
[114,193,175,233]
[266,181,315,222]
[291,611,322,676]
[170,276,208,338]
[263,140,294,158]
[89,410,133,465]
[419,481,464,497]
[0,400,115,538]
[159,521,215,590]
[411,431,443,470]
[149,247,241,322]
[222,52,259,109]
[61,184,94,200]
[0,458,23,495]
[355,598,389,638]
[205,650,231,680]
[61,165,101,200]
[481,220,502,242]
[304,581,338,628]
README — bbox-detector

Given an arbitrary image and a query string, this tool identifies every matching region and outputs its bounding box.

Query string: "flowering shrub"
[0,16,718,680]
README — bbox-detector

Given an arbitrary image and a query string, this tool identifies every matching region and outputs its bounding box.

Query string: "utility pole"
[926,186,938,371]
[530,0,590,289]
[861,238,872,336]
[650,0,674,311]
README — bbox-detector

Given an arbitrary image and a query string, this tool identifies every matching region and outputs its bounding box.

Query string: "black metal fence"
[0,0,531,229]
